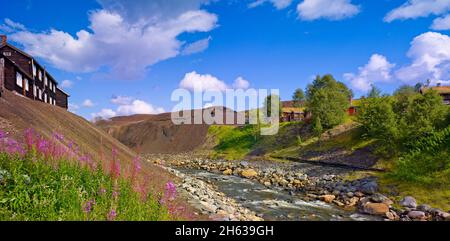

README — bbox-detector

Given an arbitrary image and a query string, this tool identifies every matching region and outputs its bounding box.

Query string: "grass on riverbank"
[0,154,171,221]
[0,129,189,221]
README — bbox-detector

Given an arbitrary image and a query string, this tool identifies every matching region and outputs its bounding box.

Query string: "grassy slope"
[206,121,450,210]
[0,91,178,210]
[0,154,171,221]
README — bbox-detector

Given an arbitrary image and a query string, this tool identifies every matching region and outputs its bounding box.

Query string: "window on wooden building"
[25,78,29,91]
[16,72,23,87]
[32,64,36,77]
[38,70,42,81]
[44,93,47,103]
[33,85,37,97]
[44,75,48,86]
[38,89,42,100]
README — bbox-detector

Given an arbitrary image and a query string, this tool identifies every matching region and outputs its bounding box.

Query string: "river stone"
[264,181,271,187]
[417,204,431,212]
[362,202,389,216]
[240,161,249,167]
[399,196,417,209]
[241,169,258,178]
[320,195,336,203]
[359,181,378,195]
[370,193,392,206]
[408,211,426,220]
[223,169,233,175]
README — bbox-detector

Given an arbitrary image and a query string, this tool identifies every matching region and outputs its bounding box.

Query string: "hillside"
[95,108,240,154]
[0,91,134,163]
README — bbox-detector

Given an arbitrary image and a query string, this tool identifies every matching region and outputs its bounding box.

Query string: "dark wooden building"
[420,86,450,106]
[0,35,69,109]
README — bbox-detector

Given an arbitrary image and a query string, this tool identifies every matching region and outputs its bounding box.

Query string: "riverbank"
[147,154,450,221]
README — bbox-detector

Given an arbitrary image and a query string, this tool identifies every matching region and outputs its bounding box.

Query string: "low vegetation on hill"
[0,129,189,221]
[206,80,450,210]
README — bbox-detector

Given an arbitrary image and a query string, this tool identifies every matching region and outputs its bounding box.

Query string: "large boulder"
[223,169,233,175]
[320,195,336,203]
[362,202,390,216]
[399,196,417,209]
[408,211,426,220]
[241,169,258,178]
[359,181,378,195]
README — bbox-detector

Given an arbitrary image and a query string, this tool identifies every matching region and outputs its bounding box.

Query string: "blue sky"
[0,0,449,120]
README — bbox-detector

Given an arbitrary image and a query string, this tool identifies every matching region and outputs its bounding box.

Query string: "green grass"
[208,125,259,160]
[0,153,171,221]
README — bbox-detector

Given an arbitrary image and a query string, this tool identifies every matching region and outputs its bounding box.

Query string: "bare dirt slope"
[96,112,210,154]
[0,90,135,163]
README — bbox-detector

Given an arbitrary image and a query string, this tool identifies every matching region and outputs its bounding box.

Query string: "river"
[176,167,380,221]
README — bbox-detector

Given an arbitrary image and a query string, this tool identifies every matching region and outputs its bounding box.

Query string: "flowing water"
[177,168,380,221]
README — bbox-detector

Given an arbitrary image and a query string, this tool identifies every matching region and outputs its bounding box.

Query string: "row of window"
[16,71,56,106]
[32,64,56,93]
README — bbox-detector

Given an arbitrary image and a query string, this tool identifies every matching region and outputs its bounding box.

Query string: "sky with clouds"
[0,0,449,120]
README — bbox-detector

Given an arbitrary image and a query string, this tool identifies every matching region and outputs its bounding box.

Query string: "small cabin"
[0,35,69,109]
[420,86,450,106]
[281,101,305,122]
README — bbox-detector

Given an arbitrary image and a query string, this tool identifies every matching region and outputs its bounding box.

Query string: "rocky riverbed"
[148,154,450,221]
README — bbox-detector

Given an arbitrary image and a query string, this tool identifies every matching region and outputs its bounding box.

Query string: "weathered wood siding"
[56,88,68,109]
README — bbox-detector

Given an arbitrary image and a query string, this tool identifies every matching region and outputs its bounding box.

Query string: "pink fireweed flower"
[107,209,117,221]
[0,129,6,139]
[98,188,107,195]
[130,156,142,182]
[83,199,96,214]
[161,181,177,204]
[52,132,65,142]
[23,128,35,151]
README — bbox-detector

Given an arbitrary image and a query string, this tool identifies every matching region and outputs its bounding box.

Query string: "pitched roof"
[1,55,34,81]
[421,86,450,95]
[0,42,59,85]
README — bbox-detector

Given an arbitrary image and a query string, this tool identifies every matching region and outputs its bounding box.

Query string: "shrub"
[0,129,188,221]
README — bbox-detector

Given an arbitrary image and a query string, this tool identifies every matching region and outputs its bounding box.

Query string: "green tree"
[397,90,449,142]
[263,94,282,118]
[312,117,323,136]
[292,88,305,107]
[368,84,382,98]
[357,96,399,153]
[306,74,352,129]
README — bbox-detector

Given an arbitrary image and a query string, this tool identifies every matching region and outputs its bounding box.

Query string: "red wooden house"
[0,35,69,109]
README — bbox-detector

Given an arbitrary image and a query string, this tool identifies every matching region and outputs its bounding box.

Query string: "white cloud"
[431,14,450,30]
[232,76,250,89]
[395,31,450,85]
[68,103,80,113]
[179,71,228,92]
[344,54,396,92]
[116,100,165,116]
[60,80,73,89]
[6,1,217,80]
[182,36,212,55]
[297,0,360,21]
[110,95,134,105]
[97,0,211,23]
[249,0,293,10]
[384,0,450,22]
[0,18,26,33]
[92,95,165,120]
[91,108,117,120]
[82,99,95,107]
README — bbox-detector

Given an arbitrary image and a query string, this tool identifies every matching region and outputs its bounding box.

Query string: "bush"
[0,129,187,221]
[306,75,351,130]
[357,96,399,154]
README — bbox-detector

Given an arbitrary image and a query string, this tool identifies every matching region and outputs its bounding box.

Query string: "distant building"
[419,86,450,105]
[348,98,361,116]
[0,35,69,109]
[281,101,305,122]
